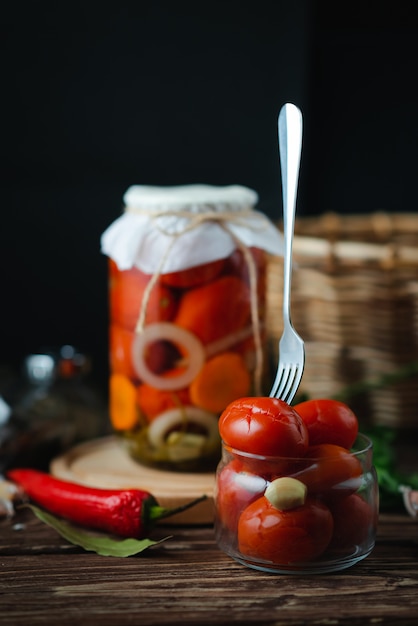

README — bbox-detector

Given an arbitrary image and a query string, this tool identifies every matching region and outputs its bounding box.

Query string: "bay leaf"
[25,504,170,557]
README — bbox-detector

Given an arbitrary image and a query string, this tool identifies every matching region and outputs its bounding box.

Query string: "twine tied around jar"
[124,206,271,396]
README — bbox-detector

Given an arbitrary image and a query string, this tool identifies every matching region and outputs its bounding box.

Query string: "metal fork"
[269,103,305,405]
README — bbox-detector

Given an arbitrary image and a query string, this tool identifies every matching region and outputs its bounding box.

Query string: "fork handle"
[278,103,303,325]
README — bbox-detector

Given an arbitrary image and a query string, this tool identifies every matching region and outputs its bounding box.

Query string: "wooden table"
[1,507,417,625]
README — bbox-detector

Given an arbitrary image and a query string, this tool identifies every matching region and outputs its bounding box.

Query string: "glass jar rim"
[222,432,373,462]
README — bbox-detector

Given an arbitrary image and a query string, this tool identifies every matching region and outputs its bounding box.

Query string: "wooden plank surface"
[49,436,215,524]
[1,508,417,626]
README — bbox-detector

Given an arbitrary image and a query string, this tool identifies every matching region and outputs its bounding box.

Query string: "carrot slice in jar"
[109,324,138,381]
[109,374,138,431]
[190,352,251,414]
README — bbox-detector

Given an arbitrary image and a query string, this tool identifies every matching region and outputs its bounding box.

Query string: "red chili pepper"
[7,468,206,538]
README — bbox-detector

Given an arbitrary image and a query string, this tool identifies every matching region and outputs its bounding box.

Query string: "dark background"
[2,0,417,393]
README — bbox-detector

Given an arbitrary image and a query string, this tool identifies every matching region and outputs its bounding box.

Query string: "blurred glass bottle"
[0,346,108,472]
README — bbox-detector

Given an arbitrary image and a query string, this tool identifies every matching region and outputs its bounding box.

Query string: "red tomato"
[238,496,333,565]
[109,261,178,331]
[215,459,268,532]
[328,493,378,552]
[160,258,225,288]
[174,275,251,346]
[294,399,359,449]
[223,247,267,297]
[293,443,363,499]
[143,339,183,375]
[218,397,309,458]
[136,384,191,423]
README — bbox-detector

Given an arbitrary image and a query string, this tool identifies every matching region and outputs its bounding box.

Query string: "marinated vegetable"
[294,398,359,449]
[215,459,267,532]
[214,396,378,573]
[102,183,284,471]
[108,248,267,470]
[218,397,309,458]
[238,485,334,565]
[293,443,363,499]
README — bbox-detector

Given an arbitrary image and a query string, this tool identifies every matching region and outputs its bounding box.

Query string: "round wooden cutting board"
[50,437,215,525]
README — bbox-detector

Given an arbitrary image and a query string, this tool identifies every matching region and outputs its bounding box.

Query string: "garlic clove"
[166,431,207,461]
[264,476,307,511]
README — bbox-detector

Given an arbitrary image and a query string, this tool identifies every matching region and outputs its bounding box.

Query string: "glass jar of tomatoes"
[101,185,282,471]
[215,434,379,574]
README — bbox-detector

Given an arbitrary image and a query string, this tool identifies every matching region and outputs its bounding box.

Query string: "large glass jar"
[214,433,379,574]
[101,185,282,471]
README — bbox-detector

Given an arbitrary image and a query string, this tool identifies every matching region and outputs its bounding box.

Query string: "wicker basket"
[265,212,418,429]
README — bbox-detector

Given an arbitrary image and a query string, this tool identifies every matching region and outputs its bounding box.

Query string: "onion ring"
[132,322,205,390]
[147,406,220,450]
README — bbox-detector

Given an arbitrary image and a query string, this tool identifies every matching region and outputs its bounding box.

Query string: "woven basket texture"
[265,212,418,429]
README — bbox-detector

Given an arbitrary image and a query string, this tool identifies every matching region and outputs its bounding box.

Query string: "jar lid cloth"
[101,184,283,273]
